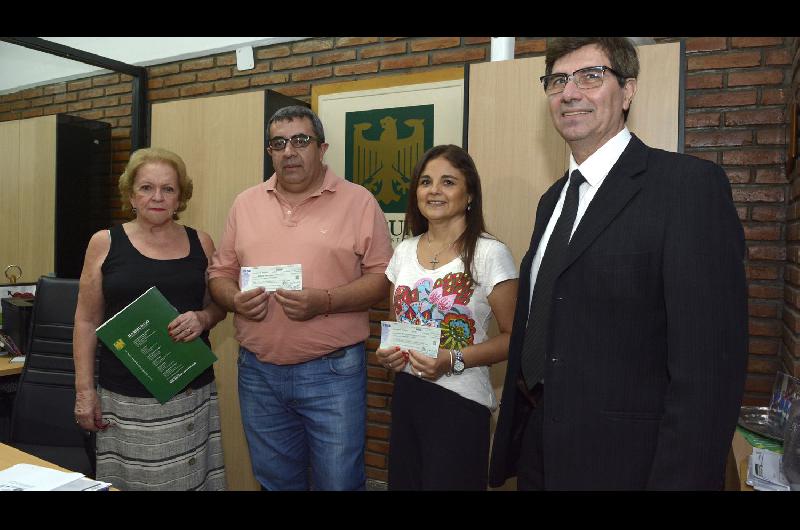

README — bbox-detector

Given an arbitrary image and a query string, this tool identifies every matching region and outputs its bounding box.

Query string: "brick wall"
[0,36,794,479]
[783,37,800,384]
[676,37,794,404]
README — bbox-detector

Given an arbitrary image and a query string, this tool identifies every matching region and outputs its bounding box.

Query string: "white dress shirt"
[528,127,632,309]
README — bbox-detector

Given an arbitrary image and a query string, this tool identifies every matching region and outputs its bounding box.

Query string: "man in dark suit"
[489,37,748,490]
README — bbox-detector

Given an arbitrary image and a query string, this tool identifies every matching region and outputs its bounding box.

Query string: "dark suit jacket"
[488,134,748,490]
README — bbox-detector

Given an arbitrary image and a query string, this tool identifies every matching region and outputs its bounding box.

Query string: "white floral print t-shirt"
[385,234,517,409]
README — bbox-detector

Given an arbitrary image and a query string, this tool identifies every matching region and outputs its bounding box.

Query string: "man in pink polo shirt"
[208,106,392,491]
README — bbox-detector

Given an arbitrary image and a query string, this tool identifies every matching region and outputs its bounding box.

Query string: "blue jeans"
[237,343,366,491]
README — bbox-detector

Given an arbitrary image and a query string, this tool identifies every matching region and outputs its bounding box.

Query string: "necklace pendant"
[430,256,439,267]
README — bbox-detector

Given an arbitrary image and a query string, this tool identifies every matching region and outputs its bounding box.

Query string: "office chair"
[8,276,96,477]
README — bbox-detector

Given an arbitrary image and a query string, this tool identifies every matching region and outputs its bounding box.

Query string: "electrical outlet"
[236,46,255,71]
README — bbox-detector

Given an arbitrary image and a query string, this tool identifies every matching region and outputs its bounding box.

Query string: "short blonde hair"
[118,147,193,219]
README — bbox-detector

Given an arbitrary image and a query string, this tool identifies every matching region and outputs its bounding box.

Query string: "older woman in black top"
[73,147,227,490]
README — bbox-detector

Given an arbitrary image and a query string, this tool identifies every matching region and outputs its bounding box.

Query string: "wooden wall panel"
[0,120,21,279]
[628,41,682,152]
[151,91,265,491]
[0,116,56,283]
[18,115,56,281]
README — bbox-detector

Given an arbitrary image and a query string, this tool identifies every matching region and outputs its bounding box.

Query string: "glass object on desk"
[769,371,800,430]
[738,372,800,441]
[782,398,800,490]
[738,406,784,441]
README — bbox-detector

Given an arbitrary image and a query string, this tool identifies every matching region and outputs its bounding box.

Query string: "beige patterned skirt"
[95,381,225,491]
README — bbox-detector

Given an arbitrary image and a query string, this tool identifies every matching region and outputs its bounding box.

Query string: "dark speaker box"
[1,297,34,354]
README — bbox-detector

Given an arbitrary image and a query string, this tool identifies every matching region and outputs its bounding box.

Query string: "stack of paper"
[52,477,113,491]
[746,448,791,491]
[0,464,111,491]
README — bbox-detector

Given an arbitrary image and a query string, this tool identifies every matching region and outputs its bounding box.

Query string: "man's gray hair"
[267,105,326,143]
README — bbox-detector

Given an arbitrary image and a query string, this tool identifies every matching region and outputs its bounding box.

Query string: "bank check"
[380,321,442,358]
[240,264,302,291]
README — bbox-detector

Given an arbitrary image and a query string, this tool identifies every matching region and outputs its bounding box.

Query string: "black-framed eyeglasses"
[539,65,624,96]
[267,133,321,151]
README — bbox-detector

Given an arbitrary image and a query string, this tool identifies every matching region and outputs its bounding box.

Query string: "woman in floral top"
[377,145,518,490]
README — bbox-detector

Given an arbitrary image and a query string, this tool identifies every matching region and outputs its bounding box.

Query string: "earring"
[467,202,472,212]
[131,207,137,216]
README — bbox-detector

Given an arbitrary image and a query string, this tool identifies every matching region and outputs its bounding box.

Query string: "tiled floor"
[366,479,387,491]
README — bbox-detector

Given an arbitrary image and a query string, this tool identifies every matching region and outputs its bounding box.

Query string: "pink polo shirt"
[208,167,392,364]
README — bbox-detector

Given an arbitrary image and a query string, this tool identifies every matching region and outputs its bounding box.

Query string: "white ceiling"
[0,37,659,96]
[0,37,307,94]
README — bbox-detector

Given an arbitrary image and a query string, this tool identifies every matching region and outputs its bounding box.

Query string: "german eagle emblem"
[351,116,425,206]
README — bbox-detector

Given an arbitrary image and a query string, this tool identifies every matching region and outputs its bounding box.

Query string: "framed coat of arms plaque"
[312,68,464,246]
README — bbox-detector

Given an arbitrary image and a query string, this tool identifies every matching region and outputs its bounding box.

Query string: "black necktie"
[520,169,586,390]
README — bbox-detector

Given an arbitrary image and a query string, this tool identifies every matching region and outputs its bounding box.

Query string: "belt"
[517,377,544,408]
[322,341,363,359]
[323,347,347,359]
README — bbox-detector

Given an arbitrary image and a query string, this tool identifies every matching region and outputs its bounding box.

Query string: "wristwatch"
[452,349,465,375]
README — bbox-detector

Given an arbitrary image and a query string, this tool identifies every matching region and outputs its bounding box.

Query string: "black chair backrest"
[9,276,84,448]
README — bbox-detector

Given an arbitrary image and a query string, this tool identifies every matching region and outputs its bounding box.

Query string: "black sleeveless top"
[98,223,214,397]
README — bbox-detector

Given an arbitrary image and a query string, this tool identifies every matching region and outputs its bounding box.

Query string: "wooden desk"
[0,442,119,490]
[0,356,23,377]
[0,442,73,473]
[725,429,755,491]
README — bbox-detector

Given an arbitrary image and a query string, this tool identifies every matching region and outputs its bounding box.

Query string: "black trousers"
[388,372,490,490]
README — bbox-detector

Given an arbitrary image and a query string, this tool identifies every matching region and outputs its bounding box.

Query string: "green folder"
[95,286,217,404]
